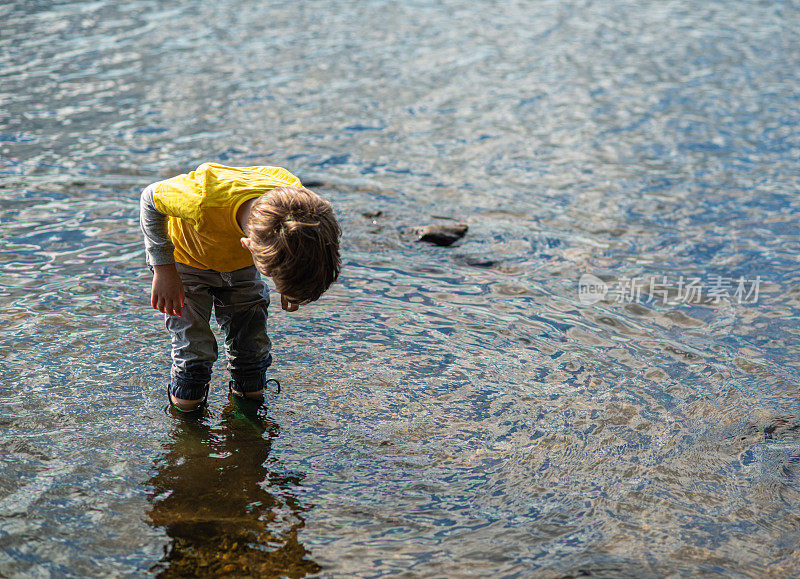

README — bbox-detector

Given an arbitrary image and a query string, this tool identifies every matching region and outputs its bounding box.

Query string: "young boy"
[140,162,341,412]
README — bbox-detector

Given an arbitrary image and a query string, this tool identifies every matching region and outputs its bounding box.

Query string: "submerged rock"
[416,223,468,247]
[458,255,497,268]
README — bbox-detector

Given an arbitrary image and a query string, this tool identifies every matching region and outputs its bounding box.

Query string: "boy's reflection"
[146,399,320,577]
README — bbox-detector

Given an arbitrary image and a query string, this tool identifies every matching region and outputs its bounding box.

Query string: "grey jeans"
[165,263,272,400]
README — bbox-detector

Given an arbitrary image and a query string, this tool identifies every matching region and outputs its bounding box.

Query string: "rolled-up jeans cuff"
[170,373,209,400]
[230,354,272,393]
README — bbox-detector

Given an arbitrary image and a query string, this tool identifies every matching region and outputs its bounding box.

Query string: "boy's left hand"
[280,294,299,312]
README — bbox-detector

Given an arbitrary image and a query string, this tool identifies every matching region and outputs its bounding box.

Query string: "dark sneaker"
[167,384,209,416]
[226,381,269,432]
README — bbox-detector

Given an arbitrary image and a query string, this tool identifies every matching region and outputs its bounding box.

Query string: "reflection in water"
[2,0,800,575]
[146,398,320,578]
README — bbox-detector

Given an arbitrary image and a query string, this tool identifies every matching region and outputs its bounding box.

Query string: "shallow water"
[2,0,800,576]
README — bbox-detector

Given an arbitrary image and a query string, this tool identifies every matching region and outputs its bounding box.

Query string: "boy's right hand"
[151,264,185,317]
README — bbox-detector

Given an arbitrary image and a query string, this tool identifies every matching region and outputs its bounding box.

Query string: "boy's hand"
[151,264,185,317]
[280,294,300,312]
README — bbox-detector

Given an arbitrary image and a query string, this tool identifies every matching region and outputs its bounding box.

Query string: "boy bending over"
[140,163,341,412]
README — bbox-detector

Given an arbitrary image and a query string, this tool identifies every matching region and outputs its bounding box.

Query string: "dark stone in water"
[459,256,496,268]
[362,210,383,218]
[416,223,468,246]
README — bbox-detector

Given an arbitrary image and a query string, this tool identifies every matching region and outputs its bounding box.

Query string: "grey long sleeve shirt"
[139,183,175,266]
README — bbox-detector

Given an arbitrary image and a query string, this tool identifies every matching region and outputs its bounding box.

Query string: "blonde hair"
[247,186,341,304]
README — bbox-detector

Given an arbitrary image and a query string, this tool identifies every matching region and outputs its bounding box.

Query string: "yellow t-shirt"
[154,162,302,272]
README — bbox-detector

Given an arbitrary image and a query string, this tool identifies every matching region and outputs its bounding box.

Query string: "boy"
[140,162,341,412]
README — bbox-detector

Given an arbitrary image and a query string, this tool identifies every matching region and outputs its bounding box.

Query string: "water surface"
[1,0,800,576]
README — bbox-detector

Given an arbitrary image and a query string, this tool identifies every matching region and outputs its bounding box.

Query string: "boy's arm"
[140,185,184,316]
[140,184,174,266]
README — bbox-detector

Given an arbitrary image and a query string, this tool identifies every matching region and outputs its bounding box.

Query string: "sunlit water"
[2,0,800,576]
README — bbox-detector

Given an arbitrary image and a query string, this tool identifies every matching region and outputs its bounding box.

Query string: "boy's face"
[241,236,301,312]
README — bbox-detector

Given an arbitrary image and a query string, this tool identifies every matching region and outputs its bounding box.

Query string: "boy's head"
[243,186,341,306]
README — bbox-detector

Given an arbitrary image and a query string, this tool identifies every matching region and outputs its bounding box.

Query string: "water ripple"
[2,0,800,576]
